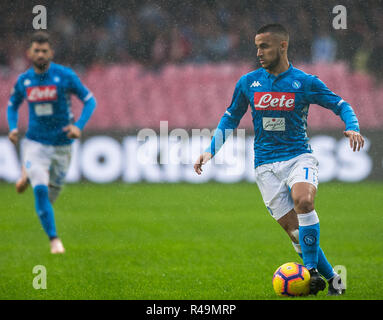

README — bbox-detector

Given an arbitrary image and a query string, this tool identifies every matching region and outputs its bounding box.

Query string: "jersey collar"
[263,62,293,80]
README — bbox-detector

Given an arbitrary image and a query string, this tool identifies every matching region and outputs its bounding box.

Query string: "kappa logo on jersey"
[254,92,295,110]
[250,80,262,88]
[27,85,58,102]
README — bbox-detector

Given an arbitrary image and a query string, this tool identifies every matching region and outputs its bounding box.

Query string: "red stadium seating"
[1,62,382,131]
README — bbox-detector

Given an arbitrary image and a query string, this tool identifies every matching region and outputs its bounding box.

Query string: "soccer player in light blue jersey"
[194,24,364,295]
[6,32,97,254]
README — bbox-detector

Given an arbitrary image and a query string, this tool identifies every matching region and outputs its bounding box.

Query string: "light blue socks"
[297,210,320,270]
[293,210,335,280]
[34,184,57,239]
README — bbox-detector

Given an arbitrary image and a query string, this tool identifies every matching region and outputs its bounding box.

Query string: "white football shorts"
[254,153,319,221]
[21,138,72,188]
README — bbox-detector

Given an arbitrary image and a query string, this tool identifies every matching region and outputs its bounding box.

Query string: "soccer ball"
[272,262,310,297]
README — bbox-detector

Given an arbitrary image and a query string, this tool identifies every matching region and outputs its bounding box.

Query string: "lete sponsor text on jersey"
[27,85,58,102]
[254,92,295,111]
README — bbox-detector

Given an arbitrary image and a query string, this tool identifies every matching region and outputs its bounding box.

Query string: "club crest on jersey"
[292,80,302,89]
[27,85,58,102]
[254,92,295,110]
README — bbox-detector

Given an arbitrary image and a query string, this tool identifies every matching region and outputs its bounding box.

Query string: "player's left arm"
[63,70,97,139]
[306,76,364,152]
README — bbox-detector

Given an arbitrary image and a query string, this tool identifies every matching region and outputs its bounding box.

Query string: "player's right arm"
[194,76,249,175]
[6,77,25,145]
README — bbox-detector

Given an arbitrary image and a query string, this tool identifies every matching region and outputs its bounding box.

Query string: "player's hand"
[8,129,19,145]
[343,130,364,152]
[194,152,213,175]
[63,125,82,139]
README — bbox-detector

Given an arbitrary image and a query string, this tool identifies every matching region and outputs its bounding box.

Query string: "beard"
[33,58,50,71]
[266,51,281,71]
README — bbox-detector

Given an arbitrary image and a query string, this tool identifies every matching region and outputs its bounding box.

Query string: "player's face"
[28,42,54,70]
[255,33,284,70]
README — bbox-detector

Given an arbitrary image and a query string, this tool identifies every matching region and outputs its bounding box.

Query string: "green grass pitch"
[0,182,382,300]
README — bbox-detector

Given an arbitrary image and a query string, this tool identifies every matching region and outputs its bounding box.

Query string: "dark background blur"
[0,0,383,79]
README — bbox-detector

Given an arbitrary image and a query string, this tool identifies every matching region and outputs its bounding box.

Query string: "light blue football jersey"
[206,63,360,168]
[7,62,95,145]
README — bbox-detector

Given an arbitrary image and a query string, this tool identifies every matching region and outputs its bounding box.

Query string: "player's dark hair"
[256,24,289,41]
[30,31,51,47]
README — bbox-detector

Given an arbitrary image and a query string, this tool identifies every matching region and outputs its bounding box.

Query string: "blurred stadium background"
[0,0,383,184]
[0,0,383,300]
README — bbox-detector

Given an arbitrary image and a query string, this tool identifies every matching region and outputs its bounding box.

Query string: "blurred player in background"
[6,32,97,254]
[194,24,364,295]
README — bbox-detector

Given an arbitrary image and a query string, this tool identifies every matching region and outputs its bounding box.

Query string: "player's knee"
[34,184,49,198]
[28,167,49,187]
[293,195,314,213]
